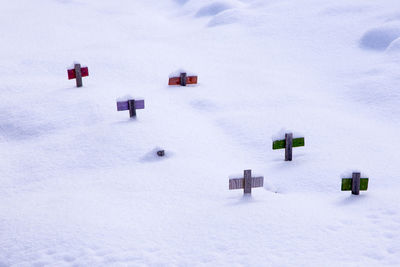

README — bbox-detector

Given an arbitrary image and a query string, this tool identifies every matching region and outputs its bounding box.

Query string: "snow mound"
[195,2,233,17]
[0,116,54,141]
[386,37,400,53]
[168,69,196,78]
[207,9,241,27]
[322,5,368,16]
[174,0,189,5]
[360,24,400,51]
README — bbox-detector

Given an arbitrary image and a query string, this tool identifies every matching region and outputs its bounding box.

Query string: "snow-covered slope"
[1,0,400,266]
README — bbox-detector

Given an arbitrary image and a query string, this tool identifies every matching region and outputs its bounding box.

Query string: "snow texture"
[1,0,400,266]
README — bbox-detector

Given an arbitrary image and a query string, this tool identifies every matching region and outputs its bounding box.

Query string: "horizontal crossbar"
[229,177,263,190]
[341,178,369,191]
[168,76,197,85]
[273,137,304,150]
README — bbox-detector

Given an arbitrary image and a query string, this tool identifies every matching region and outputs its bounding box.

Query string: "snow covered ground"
[1,0,400,266]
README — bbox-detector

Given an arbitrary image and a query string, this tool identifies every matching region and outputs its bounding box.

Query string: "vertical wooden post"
[74,63,83,87]
[352,172,360,195]
[285,133,293,161]
[128,99,136,117]
[180,72,187,86]
[244,169,252,194]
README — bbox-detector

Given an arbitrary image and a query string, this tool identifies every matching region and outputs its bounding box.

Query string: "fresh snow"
[1,0,400,266]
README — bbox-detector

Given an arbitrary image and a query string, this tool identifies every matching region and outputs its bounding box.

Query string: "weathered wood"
[229,177,263,190]
[229,169,263,195]
[252,176,263,187]
[285,133,293,161]
[229,178,244,190]
[74,63,82,87]
[180,72,187,86]
[244,169,252,194]
[128,99,136,117]
[352,172,361,195]
[272,137,304,150]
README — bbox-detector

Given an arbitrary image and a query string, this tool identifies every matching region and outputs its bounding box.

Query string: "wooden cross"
[67,63,89,87]
[341,172,369,195]
[229,169,264,195]
[168,72,198,86]
[272,133,304,161]
[116,99,145,118]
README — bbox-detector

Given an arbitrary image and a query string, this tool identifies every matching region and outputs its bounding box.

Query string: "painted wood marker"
[168,72,198,86]
[272,133,304,161]
[67,63,89,87]
[229,169,264,195]
[341,172,369,195]
[116,99,145,118]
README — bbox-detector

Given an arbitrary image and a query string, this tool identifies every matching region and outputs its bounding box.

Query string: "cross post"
[128,99,136,118]
[74,63,83,87]
[285,133,293,161]
[352,172,361,195]
[244,169,252,194]
[180,72,187,86]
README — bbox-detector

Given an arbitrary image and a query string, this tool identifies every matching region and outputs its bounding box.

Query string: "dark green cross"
[272,133,304,161]
[341,172,369,195]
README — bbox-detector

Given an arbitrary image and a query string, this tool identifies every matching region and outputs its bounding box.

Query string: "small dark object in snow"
[157,150,165,157]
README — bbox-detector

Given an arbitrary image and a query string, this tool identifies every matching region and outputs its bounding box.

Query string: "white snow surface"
[1,0,400,266]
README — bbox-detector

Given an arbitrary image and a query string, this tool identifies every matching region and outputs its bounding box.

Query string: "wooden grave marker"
[67,63,89,87]
[168,72,198,86]
[341,172,369,195]
[117,99,145,118]
[272,133,304,161]
[229,169,264,195]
